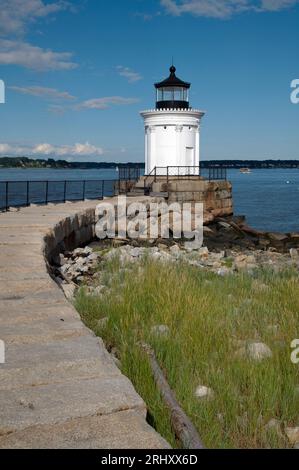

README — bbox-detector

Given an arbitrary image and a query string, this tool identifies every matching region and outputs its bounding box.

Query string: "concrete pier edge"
[0,200,169,449]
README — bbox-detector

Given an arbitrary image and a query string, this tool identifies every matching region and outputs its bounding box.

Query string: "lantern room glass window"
[156,87,189,102]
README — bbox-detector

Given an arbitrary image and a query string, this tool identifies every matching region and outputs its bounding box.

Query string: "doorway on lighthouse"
[185,147,194,170]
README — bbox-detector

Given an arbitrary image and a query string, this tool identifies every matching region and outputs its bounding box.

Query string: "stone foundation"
[148,177,233,220]
[122,177,233,222]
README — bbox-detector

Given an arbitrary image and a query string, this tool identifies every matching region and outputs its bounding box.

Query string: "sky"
[0,0,298,162]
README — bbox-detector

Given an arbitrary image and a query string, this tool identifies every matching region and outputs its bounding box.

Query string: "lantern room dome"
[155,66,191,90]
[154,65,191,110]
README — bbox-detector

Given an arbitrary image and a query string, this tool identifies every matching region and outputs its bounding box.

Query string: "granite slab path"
[0,201,169,449]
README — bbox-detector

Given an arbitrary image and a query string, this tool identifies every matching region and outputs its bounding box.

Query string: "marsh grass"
[75,256,299,448]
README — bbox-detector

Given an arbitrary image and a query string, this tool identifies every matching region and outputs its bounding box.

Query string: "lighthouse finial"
[170,60,176,74]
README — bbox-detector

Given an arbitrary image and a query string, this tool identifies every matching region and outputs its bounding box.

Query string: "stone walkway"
[0,201,169,449]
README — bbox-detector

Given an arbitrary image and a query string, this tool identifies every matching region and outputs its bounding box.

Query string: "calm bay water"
[230,169,299,233]
[0,168,117,181]
[0,168,298,233]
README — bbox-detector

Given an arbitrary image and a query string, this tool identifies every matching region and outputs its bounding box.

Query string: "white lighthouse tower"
[140,66,205,176]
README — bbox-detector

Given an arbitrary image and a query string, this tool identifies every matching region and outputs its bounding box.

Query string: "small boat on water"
[240,168,251,174]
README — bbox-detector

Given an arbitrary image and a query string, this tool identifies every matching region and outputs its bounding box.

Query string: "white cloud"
[47,104,67,114]
[116,66,143,83]
[0,143,14,154]
[0,1,78,71]
[160,0,299,18]
[0,39,77,71]
[0,142,104,157]
[76,96,140,110]
[9,85,75,101]
[260,0,298,10]
[0,0,70,36]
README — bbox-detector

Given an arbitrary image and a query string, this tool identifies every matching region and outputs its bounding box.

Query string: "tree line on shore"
[0,156,298,169]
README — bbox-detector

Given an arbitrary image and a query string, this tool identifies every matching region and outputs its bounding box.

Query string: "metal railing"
[118,165,142,181]
[205,167,227,181]
[143,166,227,194]
[0,179,119,212]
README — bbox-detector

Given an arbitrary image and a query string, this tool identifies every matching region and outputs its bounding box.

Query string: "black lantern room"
[155,65,191,110]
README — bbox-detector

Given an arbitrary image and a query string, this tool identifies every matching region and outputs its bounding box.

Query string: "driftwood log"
[140,342,205,449]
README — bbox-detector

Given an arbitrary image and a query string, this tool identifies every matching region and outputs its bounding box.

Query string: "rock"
[169,244,181,255]
[273,339,286,350]
[150,325,170,337]
[80,266,90,274]
[157,243,168,250]
[203,211,215,225]
[189,260,204,268]
[246,255,256,264]
[59,264,70,275]
[231,338,247,348]
[53,253,67,266]
[290,232,299,240]
[211,251,225,261]
[149,251,162,262]
[91,285,106,296]
[293,442,299,449]
[234,254,257,272]
[212,261,222,269]
[242,298,253,306]
[83,246,93,256]
[87,253,100,263]
[110,347,121,369]
[266,324,279,335]
[285,427,299,445]
[195,385,215,400]
[54,276,64,286]
[198,247,209,258]
[290,248,298,260]
[128,247,146,258]
[252,280,270,292]
[72,248,85,257]
[97,317,109,329]
[268,233,289,242]
[247,342,273,361]
[217,267,231,276]
[203,226,214,235]
[61,283,76,301]
[237,412,248,428]
[112,239,129,247]
[265,418,281,433]
[258,239,271,249]
[218,221,231,230]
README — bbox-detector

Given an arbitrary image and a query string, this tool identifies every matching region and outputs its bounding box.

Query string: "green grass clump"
[75,257,299,449]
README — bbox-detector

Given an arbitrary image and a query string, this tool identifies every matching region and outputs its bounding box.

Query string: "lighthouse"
[140,66,205,176]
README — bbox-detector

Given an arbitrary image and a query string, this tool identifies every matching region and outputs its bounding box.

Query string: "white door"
[185,147,194,172]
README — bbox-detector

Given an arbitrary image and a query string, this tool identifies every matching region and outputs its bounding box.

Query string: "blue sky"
[0,0,298,162]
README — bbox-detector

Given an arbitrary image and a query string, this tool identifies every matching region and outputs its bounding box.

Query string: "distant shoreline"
[0,157,299,170]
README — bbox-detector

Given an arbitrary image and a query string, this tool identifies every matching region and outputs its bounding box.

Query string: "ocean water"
[0,168,298,233]
[0,168,117,181]
[230,169,299,233]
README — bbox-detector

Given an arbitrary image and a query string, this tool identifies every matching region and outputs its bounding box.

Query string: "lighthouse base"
[151,178,233,217]
[118,177,233,222]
